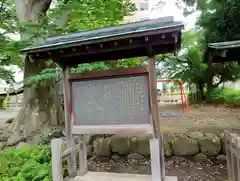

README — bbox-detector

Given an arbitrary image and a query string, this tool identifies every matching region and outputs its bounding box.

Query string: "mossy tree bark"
[13,0,65,138]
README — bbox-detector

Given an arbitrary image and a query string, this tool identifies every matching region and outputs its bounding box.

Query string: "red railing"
[157,79,190,116]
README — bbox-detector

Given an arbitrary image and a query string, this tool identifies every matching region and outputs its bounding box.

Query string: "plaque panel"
[72,75,150,125]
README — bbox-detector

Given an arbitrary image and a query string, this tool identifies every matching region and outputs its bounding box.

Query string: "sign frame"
[68,66,153,135]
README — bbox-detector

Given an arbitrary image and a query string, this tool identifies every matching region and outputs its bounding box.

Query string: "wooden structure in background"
[21,16,183,181]
[206,40,240,64]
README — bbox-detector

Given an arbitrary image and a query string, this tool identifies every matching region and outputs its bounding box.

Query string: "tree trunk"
[206,52,214,95]
[197,83,204,101]
[13,0,65,138]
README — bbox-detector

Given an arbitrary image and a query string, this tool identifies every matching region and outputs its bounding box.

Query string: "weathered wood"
[63,67,77,177]
[77,135,88,176]
[147,56,165,181]
[51,139,63,181]
[225,131,240,181]
[74,172,178,181]
[72,124,153,135]
[68,66,148,81]
[150,139,162,181]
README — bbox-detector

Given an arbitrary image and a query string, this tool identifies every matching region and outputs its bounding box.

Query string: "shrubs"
[0,145,52,181]
[207,88,240,106]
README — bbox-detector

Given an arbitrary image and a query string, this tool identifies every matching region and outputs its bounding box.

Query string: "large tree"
[158,0,240,99]
[1,0,135,138]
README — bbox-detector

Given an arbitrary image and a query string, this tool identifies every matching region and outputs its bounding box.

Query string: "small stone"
[93,137,111,157]
[134,134,152,156]
[95,156,111,162]
[16,142,30,149]
[171,133,199,156]
[171,156,188,164]
[216,155,227,161]
[7,135,24,146]
[219,132,226,154]
[89,135,105,144]
[0,142,6,150]
[198,133,221,156]
[111,154,122,162]
[52,130,64,138]
[111,135,132,155]
[127,153,145,161]
[193,153,208,162]
[188,131,204,140]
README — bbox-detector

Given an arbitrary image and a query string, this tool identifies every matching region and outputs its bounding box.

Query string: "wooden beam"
[29,31,181,61]
[147,56,166,181]
[68,66,148,81]
[51,139,63,181]
[72,124,153,135]
[63,67,77,177]
[76,135,88,176]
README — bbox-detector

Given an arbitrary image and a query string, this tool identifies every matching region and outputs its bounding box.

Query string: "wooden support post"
[77,135,88,176]
[148,55,166,181]
[63,67,77,177]
[51,138,63,181]
[150,138,162,181]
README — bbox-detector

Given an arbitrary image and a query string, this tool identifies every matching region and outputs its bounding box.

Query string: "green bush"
[0,145,52,181]
[207,88,240,105]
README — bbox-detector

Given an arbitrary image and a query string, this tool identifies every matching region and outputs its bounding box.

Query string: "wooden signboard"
[69,67,153,134]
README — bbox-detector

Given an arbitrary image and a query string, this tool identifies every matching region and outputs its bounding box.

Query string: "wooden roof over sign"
[206,40,240,64]
[20,16,184,67]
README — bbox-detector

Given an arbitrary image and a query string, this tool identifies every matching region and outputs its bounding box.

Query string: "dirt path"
[88,156,227,181]
[159,103,240,133]
[1,104,240,133]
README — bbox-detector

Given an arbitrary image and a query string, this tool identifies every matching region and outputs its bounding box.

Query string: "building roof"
[206,40,240,64]
[21,16,184,67]
[208,40,240,50]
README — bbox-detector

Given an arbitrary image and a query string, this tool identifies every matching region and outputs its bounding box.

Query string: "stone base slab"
[74,172,177,181]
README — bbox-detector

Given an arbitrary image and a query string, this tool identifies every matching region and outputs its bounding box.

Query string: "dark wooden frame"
[68,66,152,135]
[68,66,148,81]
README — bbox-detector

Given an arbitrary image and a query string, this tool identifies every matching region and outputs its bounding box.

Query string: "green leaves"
[0,145,52,181]
[157,31,207,84]
[198,0,240,43]
[208,88,240,105]
[25,58,143,85]
[24,67,60,86]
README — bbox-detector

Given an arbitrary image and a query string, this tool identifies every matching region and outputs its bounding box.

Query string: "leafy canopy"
[0,0,139,85]
[158,0,240,89]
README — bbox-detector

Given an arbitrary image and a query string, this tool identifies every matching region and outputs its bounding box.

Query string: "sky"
[2,0,200,85]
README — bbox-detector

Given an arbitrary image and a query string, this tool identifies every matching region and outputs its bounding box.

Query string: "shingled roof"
[206,40,240,64]
[20,16,184,67]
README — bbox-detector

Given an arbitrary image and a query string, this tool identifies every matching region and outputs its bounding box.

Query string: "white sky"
[2,1,200,85]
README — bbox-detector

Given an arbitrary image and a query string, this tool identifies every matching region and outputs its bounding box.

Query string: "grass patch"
[207,88,240,106]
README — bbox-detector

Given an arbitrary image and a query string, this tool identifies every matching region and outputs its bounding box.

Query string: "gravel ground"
[88,156,227,181]
[159,103,240,132]
[1,104,238,180]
